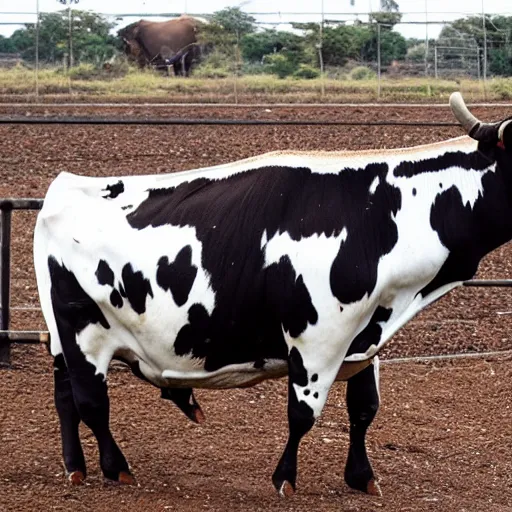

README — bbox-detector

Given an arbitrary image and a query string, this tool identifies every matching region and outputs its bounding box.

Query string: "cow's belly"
[159,359,288,389]
[107,324,288,390]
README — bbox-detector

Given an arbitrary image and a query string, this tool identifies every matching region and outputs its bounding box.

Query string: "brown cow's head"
[117,22,143,62]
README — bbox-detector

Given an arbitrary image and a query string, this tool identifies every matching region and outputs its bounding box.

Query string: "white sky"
[1,0,512,39]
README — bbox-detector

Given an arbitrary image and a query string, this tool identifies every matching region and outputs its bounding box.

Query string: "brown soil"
[1,104,512,511]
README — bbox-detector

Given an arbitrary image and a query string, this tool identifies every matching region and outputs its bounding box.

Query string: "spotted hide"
[34,93,512,497]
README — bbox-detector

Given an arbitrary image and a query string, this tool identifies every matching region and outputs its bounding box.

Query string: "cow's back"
[138,16,200,57]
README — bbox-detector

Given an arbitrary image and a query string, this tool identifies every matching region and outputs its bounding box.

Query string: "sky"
[1,0,512,40]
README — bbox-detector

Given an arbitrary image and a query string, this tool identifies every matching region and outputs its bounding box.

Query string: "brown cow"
[118,15,204,76]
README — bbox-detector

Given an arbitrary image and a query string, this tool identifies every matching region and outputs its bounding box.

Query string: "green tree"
[241,29,304,64]
[211,7,255,36]
[5,10,117,65]
[198,7,256,74]
[321,25,375,65]
[381,0,399,10]
[438,15,512,76]
[0,35,16,53]
[200,7,255,53]
[372,0,401,28]
[489,48,512,76]
[292,21,405,68]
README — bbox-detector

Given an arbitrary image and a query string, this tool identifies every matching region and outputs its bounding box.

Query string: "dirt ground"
[1,103,512,511]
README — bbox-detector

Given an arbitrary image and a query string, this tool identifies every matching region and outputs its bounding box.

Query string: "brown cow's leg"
[344,358,381,496]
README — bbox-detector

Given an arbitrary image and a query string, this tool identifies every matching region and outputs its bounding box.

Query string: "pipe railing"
[1,197,512,365]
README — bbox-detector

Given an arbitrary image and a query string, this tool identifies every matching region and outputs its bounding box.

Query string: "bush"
[489,48,512,77]
[68,63,100,80]
[406,43,427,63]
[349,66,376,80]
[192,51,232,78]
[102,55,132,77]
[491,79,512,100]
[262,53,298,78]
[240,61,267,75]
[192,63,231,78]
[293,64,320,79]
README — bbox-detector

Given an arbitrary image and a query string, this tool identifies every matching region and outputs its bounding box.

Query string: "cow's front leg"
[272,345,339,497]
[344,357,381,496]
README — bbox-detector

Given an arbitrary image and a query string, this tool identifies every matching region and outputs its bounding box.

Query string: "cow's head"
[117,23,141,57]
[450,92,512,164]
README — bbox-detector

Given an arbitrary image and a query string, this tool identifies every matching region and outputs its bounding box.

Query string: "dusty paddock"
[1,103,512,511]
[2,347,512,512]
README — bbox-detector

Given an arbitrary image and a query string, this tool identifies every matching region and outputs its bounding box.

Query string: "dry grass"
[0,64,508,103]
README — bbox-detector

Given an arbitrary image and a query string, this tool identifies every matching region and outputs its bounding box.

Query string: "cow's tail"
[33,178,69,358]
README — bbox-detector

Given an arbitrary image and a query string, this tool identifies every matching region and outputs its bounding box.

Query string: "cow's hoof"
[193,407,206,424]
[118,471,136,485]
[278,480,295,498]
[68,470,86,485]
[366,478,382,496]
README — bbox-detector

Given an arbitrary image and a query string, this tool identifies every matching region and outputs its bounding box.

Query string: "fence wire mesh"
[1,5,512,102]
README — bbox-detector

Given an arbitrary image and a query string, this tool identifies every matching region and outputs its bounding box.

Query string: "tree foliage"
[292,21,406,68]
[199,7,256,53]
[0,35,16,53]
[439,15,512,76]
[241,30,304,64]
[2,2,511,79]
[4,10,117,64]
[381,0,399,11]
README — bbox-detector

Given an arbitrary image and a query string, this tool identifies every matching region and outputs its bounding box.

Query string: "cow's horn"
[449,92,480,135]
[498,119,512,142]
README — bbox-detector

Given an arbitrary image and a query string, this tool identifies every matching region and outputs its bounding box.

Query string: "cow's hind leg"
[344,357,381,496]
[50,258,133,484]
[66,359,133,484]
[272,345,343,497]
[53,353,86,484]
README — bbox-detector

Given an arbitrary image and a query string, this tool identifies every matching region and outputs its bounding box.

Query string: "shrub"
[102,55,132,77]
[68,63,99,80]
[293,64,320,79]
[406,43,427,63]
[192,51,232,78]
[491,79,512,100]
[262,53,298,78]
[349,66,376,80]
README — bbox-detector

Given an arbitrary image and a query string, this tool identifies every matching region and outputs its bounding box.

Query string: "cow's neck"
[419,152,512,296]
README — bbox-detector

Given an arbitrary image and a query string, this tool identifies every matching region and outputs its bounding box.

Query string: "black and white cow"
[34,93,512,496]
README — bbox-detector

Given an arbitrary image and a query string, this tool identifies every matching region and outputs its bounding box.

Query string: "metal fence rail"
[1,195,512,364]
[0,117,462,127]
[0,102,511,108]
[0,199,43,363]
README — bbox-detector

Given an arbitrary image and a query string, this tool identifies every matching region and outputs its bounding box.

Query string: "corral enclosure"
[1,102,512,511]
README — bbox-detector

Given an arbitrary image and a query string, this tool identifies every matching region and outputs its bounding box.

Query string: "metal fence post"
[377,23,381,100]
[0,205,12,365]
[434,45,438,79]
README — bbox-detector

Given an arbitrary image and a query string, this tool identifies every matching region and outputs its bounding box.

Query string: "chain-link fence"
[1,8,512,102]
